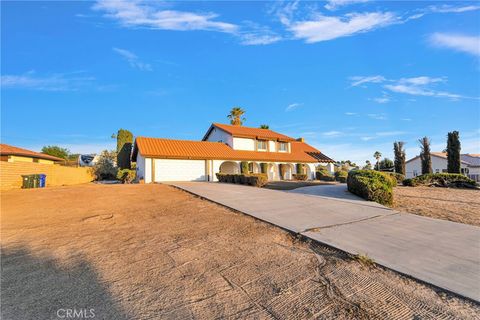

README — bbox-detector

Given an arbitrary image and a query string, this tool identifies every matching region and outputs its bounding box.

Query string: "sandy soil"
[394,186,480,226]
[1,184,478,319]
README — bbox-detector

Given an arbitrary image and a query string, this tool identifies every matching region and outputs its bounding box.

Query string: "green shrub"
[117,169,136,183]
[404,173,476,188]
[216,173,268,187]
[347,170,394,206]
[260,163,268,174]
[335,170,348,183]
[240,161,249,174]
[91,150,117,180]
[296,163,304,174]
[292,174,307,181]
[386,172,405,186]
[316,171,335,181]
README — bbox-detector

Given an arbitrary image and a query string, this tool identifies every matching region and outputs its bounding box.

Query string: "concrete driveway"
[170,182,480,302]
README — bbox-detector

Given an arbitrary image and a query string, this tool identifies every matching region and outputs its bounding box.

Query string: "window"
[435,169,440,173]
[413,170,418,177]
[278,142,288,152]
[257,140,267,150]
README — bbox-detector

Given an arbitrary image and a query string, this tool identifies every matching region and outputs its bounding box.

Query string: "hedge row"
[216,173,268,187]
[377,172,405,187]
[403,173,476,188]
[347,170,394,206]
[316,171,335,181]
[335,170,348,183]
[292,174,307,181]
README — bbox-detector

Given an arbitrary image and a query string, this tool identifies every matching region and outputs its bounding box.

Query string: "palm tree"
[373,151,382,170]
[227,107,246,126]
[259,124,269,129]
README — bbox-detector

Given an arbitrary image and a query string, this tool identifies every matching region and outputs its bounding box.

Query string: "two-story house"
[132,123,335,183]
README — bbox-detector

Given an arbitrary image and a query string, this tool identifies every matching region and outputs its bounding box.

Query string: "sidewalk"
[170,182,480,302]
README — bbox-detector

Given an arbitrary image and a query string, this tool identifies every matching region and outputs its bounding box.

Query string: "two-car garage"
[153,159,206,182]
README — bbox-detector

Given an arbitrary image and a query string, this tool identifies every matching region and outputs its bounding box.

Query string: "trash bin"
[39,174,46,188]
[32,174,40,188]
[21,175,35,188]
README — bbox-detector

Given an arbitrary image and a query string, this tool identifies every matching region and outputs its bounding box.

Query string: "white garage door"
[154,159,206,182]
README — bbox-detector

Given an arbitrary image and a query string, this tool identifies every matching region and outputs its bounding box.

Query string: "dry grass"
[1,184,479,319]
[394,186,480,226]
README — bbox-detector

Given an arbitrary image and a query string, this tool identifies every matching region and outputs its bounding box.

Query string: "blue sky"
[2,0,479,164]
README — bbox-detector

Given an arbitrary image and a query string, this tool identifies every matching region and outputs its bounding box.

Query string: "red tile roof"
[0,144,65,162]
[133,137,334,163]
[206,123,296,142]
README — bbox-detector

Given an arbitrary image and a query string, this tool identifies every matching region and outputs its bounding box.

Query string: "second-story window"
[278,142,288,152]
[257,140,267,150]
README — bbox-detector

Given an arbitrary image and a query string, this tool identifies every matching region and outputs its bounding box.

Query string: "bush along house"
[132,123,335,183]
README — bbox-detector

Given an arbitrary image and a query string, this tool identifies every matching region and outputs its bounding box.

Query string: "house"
[0,144,64,164]
[405,152,480,182]
[132,123,335,183]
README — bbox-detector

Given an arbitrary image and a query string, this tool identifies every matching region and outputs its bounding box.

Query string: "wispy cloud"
[429,33,480,57]
[322,130,344,137]
[285,102,303,111]
[324,0,370,11]
[287,11,398,43]
[113,47,152,71]
[349,75,385,87]
[428,5,480,13]
[367,113,387,120]
[372,97,390,104]
[238,21,282,45]
[344,112,357,116]
[350,75,475,100]
[93,0,238,33]
[1,71,95,91]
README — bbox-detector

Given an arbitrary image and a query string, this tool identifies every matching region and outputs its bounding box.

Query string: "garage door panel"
[154,159,206,182]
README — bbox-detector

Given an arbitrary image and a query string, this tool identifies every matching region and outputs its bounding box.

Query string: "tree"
[373,151,382,170]
[419,136,432,174]
[91,150,117,180]
[41,145,69,160]
[259,124,269,129]
[363,160,372,170]
[447,131,461,173]
[116,129,133,169]
[227,107,246,126]
[393,141,406,175]
[379,158,394,171]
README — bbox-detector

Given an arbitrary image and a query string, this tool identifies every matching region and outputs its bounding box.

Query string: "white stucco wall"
[144,157,152,183]
[268,141,276,152]
[204,127,233,147]
[233,137,255,151]
[405,155,469,178]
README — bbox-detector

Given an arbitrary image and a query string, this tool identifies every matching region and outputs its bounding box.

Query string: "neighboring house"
[78,154,100,167]
[132,123,335,183]
[405,152,480,182]
[0,144,64,164]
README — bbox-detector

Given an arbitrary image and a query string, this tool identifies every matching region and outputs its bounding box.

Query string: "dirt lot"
[1,184,479,319]
[394,186,480,226]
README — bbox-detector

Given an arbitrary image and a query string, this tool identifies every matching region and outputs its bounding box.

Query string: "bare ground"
[1,184,478,319]
[394,186,480,226]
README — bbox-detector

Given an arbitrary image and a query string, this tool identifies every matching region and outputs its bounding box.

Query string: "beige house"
[0,144,64,164]
[132,123,335,183]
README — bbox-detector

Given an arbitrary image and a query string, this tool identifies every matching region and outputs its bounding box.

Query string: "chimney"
[296,137,305,143]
